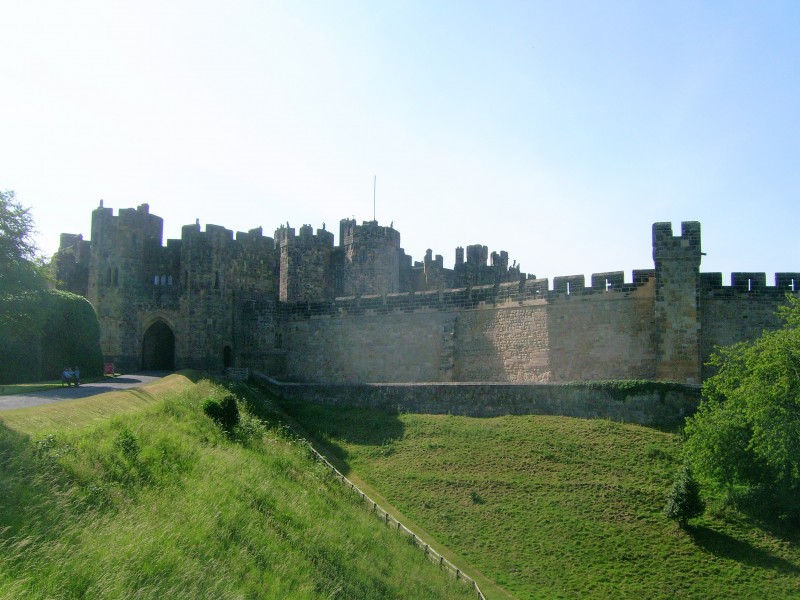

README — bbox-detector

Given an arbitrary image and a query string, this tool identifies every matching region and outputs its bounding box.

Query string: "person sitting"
[62,367,73,387]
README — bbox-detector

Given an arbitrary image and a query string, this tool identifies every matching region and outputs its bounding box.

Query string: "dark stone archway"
[142,320,175,371]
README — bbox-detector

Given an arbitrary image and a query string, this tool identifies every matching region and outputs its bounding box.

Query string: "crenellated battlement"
[235,226,273,246]
[701,272,800,294]
[90,202,164,248]
[339,218,401,247]
[652,221,701,261]
[279,268,657,320]
[275,223,335,248]
[55,205,797,385]
[180,221,235,242]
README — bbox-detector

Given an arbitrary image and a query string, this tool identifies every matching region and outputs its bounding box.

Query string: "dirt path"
[0,373,167,411]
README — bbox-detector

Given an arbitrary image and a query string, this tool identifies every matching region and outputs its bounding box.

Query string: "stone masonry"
[54,204,799,384]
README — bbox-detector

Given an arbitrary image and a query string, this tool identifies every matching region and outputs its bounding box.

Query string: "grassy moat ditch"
[0,374,473,599]
[279,398,800,599]
[3,372,798,599]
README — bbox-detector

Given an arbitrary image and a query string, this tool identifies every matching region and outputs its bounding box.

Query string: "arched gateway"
[142,320,175,371]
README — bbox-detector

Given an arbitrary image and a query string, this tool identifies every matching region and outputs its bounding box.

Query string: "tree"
[684,295,800,524]
[0,191,103,383]
[0,189,49,294]
[664,465,705,526]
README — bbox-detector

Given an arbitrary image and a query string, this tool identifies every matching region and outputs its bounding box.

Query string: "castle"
[54,202,798,385]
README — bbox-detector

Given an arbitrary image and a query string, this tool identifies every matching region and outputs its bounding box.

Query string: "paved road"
[0,373,167,411]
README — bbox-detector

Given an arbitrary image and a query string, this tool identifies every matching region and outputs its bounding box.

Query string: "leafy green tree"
[0,189,49,294]
[684,295,800,523]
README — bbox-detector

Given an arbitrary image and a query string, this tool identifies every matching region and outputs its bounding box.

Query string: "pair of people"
[61,366,80,387]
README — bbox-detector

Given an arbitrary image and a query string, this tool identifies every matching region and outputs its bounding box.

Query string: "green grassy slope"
[279,401,800,600]
[0,378,473,599]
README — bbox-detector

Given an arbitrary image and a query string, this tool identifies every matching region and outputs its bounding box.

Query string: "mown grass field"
[0,375,474,599]
[278,401,800,599]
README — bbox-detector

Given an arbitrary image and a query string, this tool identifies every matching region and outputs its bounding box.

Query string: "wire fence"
[305,438,486,599]
[248,373,487,599]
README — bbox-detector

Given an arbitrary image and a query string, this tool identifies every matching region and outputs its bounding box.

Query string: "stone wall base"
[253,372,700,426]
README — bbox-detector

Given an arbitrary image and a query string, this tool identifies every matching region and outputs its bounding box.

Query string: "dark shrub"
[203,394,240,432]
[114,427,140,460]
[664,465,705,526]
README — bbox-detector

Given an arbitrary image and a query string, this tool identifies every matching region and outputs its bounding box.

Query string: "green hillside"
[280,401,800,599]
[0,375,473,599]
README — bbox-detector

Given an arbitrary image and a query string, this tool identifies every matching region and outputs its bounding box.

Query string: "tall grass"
[0,379,472,599]
[280,401,800,599]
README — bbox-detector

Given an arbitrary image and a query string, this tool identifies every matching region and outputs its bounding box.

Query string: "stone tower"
[276,224,335,302]
[653,221,702,383]
[53,233,91,297]
[87,203,166,369]
[339,219,401,296]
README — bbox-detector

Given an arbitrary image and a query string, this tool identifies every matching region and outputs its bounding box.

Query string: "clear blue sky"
[1,1,798,284]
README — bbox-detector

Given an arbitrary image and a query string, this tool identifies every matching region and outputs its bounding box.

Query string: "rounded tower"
[339,219,401,296]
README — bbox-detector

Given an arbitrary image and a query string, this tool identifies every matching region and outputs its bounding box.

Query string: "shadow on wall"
[276,398,405,475]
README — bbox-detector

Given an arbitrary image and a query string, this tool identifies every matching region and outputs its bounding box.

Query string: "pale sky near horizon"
[1,1,798,285]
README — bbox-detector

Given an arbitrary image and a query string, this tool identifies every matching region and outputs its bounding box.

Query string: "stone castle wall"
[699,272,800,379]
[282,311,450,383]
[254,372,702,426]
[54,204,799,392]
[278,275,659,384]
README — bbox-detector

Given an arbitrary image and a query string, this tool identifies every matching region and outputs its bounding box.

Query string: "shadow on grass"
[0,422,69,542]
[688,525,800,575]
[268,397,405,475]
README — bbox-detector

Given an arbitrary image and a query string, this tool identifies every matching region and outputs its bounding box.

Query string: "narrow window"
[168,275,173,286]
[160,275,167,286]
[566,281,571,296]
[113,267,119,286]
[154,275,159,285]
[214,271,220,289]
